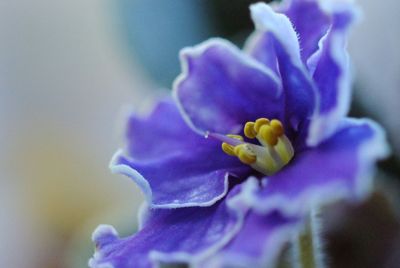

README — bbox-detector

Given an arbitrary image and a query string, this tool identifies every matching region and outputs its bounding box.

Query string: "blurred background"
[0,0,399,267]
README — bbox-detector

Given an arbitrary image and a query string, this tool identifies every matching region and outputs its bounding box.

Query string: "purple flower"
[90,1,389,267]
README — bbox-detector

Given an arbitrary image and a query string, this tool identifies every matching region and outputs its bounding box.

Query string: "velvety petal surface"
[280,0,330,63]
[113,98,250,208]
[251,118,389,216]
[249,3,317,142]
[307,1,359,145]
[203,211,300,268]
[89,180,258,268]
[244,32,279,75]
[174,38,284,135]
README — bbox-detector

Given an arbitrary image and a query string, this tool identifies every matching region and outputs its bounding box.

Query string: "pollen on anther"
[244,122,257,138]
[270,119,284,136]
[219,118,294,176]
[254,118,270,132]
[222,143,236,156]
[260,125,278,146]
[234,144,256,165]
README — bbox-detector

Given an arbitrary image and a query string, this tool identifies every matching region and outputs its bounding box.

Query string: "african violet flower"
[90,1,389,267]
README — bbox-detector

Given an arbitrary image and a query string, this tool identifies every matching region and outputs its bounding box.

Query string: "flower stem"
[294,208,324,268]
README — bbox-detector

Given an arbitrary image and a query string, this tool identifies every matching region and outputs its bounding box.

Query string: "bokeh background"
[1,0,399,267]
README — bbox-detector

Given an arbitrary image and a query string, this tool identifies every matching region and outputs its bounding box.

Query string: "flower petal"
[251,118,390,216]
[173,38,283,135]
[307,1,360,145]
[125,97,200,161]
[203,211,300,268]
[249,3,301,66]
[280,0,331,63]
[113,98,250,208]
[245,0,330,69]
[244,32,279,75]
[249,3,317,140]
[89,179,258,268]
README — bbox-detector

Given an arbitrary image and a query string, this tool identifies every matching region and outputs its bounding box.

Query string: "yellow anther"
[270,119,284,136]
[234,144,257,165]
[244,122,257,139]
[254,118,270,133]
[219,117,294,176]
[227,134,244,141]
[260,125,278,146]
[222,143,236,156]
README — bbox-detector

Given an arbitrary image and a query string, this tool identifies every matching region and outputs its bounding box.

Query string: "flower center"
[219,118,294,176]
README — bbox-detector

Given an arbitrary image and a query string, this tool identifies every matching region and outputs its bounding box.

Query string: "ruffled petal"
[249,3,317,141]
[114,98,250,208]
[251,118,390,216]
[173,38,283,135]
[245,0,330,68]
[89,179,258,268]
[307,1,360,145]
[203,211,300,268]
[280,0,331,63]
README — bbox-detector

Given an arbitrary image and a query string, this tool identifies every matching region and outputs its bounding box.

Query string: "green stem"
[294,208,323,268]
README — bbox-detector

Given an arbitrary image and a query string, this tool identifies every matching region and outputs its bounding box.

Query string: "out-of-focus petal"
[251,118,390,216]
[249,3,317,140]
[203,211,300,268]
[113,98,250,208]
[89,179,258,268]
[307,0,360,145]
[174,38,283,135]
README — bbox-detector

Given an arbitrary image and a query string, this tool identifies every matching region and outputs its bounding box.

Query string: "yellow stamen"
[222,143,236,156]
[234,144,257,165]
[221,118,294,176]
[221,134,244,156]
[270,119,284,136]
[254,118,270,132]
[227,134,244,141]
[260,124,278,146]
[244,122,257,139]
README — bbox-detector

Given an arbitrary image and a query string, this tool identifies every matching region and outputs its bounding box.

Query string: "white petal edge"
[306,0,361,146]
[204,221,303,268]
[138,201,150,230]
[249,2,320,131]
[249,118,390,217]
[249,2,302,67]
[147,177,259,268]
[90,178,260,268]
[109,149,231,209]
[89,224,119,268]
[172,37,282,136]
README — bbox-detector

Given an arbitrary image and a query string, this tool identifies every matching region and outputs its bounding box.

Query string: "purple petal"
[246,0,330,68]
[251,118,389,216]
[125,97,201,161]
[89,179,258,268]
[113,98,250,208]
[244,32,279,75]
[307,1,360,145]
[249,3,317,140]
[280,0,331,63]
[204,211,300,268]
[249,3,301,67]
[173,38,284,135]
